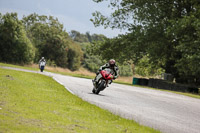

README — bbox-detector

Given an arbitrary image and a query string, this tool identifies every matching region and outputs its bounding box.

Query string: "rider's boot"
[93,74,101,88]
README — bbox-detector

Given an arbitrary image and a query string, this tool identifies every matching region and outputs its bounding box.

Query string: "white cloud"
[0,8,31,19]
[55,13,126,38]
[0,6,127,38]
[55,14,87,30]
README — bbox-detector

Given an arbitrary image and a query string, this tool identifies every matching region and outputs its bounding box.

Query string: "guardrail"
[132,77,199,94]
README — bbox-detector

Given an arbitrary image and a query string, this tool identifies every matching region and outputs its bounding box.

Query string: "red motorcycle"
[92,68,114,94]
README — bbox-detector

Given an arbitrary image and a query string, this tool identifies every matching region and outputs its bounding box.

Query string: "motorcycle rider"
[39,57,46,72]
[92,59,119,87]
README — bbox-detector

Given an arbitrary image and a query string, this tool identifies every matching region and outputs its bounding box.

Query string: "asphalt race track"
[2,66,200,133]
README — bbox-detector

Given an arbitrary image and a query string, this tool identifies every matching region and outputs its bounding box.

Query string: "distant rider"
[39,57,46,71]
[92,59,119,87]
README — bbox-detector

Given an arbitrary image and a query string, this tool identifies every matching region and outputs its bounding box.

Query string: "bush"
[83,56,103,72]
[134,56,164,77]
[119,64,133,77]
[47,60,56,67]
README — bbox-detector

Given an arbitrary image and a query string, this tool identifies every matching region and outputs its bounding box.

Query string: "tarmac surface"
[1,66,200,133]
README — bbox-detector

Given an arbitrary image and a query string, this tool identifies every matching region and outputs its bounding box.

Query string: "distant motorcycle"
[92,68,114,94]
[39,61,46,72]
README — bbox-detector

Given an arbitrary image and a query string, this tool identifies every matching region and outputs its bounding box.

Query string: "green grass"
[0,62,38,71]
[0,68,159,133]
[0,63,94,79]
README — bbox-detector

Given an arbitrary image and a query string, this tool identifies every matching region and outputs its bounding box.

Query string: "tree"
[91,0,200,85]
[86,31,92,42]
[23,14,83,70]
[0,13,34,64]
[69,30,89,43]
[69,30,107,43]
[67,41,83,71]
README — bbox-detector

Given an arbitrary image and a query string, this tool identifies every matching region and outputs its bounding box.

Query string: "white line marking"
[53,77,75,95]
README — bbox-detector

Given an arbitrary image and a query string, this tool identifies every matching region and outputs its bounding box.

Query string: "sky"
[0,0,127,38]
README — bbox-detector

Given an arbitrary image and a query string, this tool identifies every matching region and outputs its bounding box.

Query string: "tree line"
[0,13,107,71]
[0,12,83,70]
[69,30,134,77]
[90,0,200,86]
[0,12,133,76]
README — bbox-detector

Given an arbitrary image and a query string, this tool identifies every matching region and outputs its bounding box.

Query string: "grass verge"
[0,68,159,133]
[0,62,38,71]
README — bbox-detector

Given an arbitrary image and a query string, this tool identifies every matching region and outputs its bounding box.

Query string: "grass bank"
[0,68,159,132]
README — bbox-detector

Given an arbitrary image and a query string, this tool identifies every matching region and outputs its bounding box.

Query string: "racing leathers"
[93,63,119,86]
[39,58,46,68]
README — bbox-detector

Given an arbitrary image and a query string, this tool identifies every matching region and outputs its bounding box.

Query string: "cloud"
[55,14,87,30]
[0,6,127,38]
[55,13,126,38]
[0,8,32,19]
[36,2,52,16]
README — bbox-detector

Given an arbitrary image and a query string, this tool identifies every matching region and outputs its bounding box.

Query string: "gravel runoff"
[1,66,200,133]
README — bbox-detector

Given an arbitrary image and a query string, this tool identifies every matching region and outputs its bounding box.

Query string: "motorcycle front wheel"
[95,80,105,94]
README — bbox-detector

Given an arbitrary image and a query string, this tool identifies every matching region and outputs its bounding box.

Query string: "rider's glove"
[113,76,117,80]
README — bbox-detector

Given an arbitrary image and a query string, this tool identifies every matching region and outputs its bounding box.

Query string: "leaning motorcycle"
[92,68,114,94]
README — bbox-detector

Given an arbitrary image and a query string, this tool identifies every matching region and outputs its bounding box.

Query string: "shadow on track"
[88,92,106,96]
